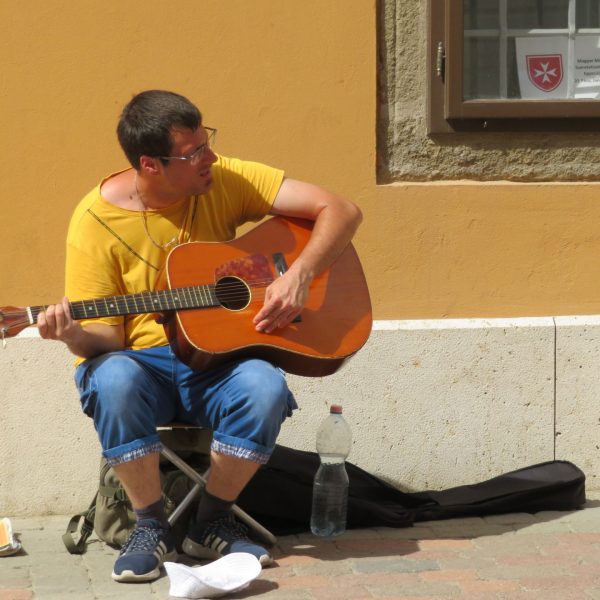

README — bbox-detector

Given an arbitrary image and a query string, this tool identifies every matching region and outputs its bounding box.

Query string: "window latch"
[436,41,445,80]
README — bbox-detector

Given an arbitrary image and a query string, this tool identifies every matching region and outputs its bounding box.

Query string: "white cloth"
[165,553,262,599]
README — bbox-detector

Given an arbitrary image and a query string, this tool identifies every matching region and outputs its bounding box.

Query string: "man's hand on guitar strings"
[253,272,308,334]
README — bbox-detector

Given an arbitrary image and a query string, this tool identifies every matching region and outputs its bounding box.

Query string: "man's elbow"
[342,198,363,231]
[352,202,363,226]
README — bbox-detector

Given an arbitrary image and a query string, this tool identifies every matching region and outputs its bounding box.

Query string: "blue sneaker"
[182,514,273,566]
[112,520,177,583]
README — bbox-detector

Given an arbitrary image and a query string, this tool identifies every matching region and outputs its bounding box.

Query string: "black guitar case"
[237,445,586,535]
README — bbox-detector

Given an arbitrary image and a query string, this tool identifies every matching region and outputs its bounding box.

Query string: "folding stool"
[158,423,276,547]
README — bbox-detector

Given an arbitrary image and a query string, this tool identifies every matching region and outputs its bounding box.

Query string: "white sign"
[516,37,568,99]
[574,36,600,98]
[516,35,600,99]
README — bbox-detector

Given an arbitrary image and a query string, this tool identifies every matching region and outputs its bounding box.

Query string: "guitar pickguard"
[214,253,274,288]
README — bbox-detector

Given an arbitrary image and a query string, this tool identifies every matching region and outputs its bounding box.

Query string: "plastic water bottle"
[310,404,352,537]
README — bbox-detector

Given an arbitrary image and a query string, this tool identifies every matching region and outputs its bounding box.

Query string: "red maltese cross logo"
[526,54,563,92]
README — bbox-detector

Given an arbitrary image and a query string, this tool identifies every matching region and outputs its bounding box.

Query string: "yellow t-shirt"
[65,155,284,359]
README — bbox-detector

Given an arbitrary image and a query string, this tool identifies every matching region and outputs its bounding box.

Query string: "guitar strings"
[66,278,276,312]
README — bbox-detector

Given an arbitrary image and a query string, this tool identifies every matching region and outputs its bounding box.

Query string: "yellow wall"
[2,1,600,320]
[371,183,600,318]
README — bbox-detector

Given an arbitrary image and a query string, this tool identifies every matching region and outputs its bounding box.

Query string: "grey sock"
[195,490,235,525]
[134,498,169,528]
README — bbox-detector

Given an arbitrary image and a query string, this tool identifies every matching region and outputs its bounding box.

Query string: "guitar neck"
[28,285,219,323]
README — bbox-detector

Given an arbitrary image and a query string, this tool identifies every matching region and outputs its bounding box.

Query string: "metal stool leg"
[160,444,277,547]
[167,482,203,525]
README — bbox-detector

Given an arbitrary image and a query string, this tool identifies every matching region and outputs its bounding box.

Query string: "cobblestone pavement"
[2,492,600,599]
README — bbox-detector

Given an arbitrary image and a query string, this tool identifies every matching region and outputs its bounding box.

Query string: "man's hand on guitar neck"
[37,297,80,342]
[37,296,125,358]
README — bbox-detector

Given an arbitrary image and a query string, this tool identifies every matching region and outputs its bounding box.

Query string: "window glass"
[464,0,498,29]
[506,38,521,98]
[506,0,569,29]
[464,38,500,99]
[464,0,600,101]
[577,0,600,28]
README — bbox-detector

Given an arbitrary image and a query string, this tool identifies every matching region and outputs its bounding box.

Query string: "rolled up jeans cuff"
[211,439,270,465]
[103,434,162,467]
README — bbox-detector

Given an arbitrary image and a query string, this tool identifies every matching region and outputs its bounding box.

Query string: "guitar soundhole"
[215,276,251,311]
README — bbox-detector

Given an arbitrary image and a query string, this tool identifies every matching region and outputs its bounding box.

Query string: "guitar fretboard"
[29,285,219,323]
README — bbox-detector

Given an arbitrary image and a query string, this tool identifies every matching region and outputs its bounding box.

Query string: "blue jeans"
[74,346,297,466]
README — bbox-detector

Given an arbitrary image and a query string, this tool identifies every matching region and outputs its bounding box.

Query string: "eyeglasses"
[157,127,217,165]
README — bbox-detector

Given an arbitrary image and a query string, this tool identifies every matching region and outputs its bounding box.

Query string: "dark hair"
[116,90,202,168]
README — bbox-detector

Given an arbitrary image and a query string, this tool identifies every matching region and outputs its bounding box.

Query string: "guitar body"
[158,217,372,377]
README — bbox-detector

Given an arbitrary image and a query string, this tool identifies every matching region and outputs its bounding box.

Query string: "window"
[428,0,600,133]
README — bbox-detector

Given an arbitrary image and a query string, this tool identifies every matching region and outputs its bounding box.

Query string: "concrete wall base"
[1,317,597,516]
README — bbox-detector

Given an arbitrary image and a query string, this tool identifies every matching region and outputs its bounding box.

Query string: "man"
[37,90,362,583]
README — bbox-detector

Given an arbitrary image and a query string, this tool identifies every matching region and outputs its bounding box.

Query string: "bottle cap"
[330,404,343,414]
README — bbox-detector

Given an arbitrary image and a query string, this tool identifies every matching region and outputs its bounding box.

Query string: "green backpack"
[62,458,194,554]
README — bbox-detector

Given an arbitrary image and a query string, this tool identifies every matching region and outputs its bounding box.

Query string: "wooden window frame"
[428,0,600,134]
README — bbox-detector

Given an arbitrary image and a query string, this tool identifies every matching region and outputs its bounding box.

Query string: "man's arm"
[37,296,125,358]
[252,178,362,333]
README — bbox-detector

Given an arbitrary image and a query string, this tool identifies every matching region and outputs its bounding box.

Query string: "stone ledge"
[1,317,597,515]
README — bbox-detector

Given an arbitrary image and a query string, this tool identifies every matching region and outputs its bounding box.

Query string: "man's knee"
[233,359,291,418]
[76,353,150,418]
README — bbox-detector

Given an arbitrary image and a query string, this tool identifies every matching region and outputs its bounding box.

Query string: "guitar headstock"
[0,306,31,342]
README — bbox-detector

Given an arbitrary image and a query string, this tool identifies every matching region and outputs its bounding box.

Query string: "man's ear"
[139,155,161,175]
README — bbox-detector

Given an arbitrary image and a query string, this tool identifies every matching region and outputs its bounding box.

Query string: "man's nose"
[203,147,218,165]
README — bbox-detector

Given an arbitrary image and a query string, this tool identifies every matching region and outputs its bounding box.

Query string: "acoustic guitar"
[0,217,372,377]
